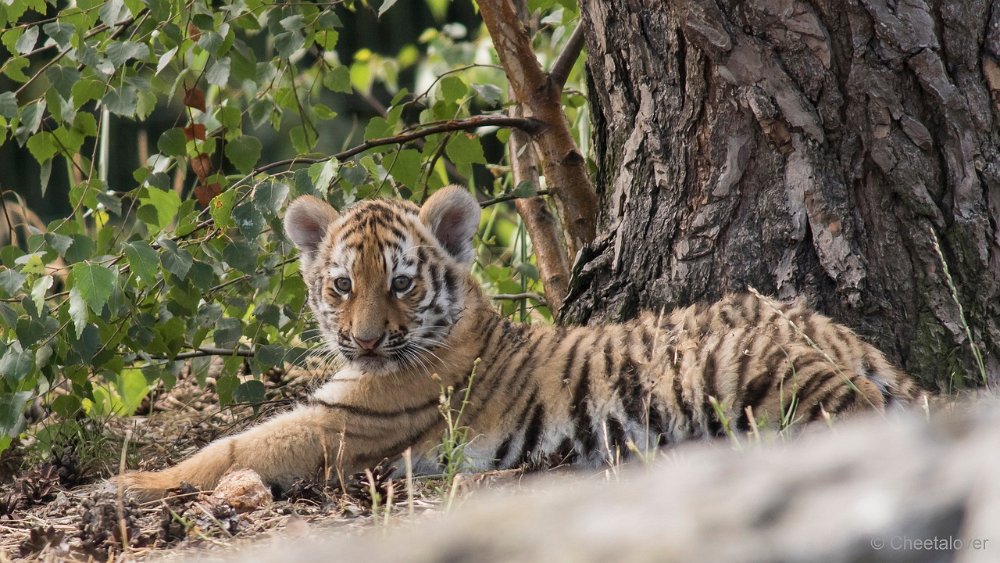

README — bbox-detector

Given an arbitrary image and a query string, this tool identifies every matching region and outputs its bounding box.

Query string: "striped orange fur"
[118,187,923,499]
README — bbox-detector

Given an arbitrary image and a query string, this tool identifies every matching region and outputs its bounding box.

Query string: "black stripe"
[741,373,774,413]
[734,331,753,400]
[672,370,694,430]
[793,358,839,402]
[570,361,596,455]
[640,327,654,357]
[443,268,457,296]
[617,357,645,424]
[492,436,512,468]
[309,396,438,419]
[515,402,546,466]
[719,306,734,328]
[478,325,538,409]
[562,333,582,383]
[606,417,626,454]
[702,350,723,436]
[475,320,526,400]
[739,294,755,325]
[551,437,576,466]
[827,388,857,416]
[354,416,441,468]
[647,398,667,445]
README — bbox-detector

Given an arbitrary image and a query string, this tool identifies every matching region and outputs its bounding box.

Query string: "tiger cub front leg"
[119,405,343,501]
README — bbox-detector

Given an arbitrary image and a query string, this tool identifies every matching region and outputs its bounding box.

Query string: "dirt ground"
[0,364,529,562]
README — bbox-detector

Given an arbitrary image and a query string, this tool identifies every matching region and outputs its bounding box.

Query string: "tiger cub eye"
[333,277,352,294]
[392,275,413,293]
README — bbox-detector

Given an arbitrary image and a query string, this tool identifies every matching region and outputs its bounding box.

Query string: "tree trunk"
[565,0,1000,390]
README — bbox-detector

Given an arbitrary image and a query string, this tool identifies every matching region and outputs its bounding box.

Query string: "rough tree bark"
[563,0,1000,389]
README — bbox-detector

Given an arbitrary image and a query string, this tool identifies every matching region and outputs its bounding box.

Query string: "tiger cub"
[119,187,922,499]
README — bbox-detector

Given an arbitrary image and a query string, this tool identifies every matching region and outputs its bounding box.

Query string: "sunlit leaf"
[71,263,116,315]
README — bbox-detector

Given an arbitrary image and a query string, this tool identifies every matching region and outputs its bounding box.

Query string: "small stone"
[210,469,273,512]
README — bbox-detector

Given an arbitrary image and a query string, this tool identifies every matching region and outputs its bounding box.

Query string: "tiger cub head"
[283,187,481,373]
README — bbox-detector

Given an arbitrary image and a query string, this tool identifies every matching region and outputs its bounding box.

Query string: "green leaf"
[446,133,486,166]
[225,135,262,173]
[103,86,138,117]
[0,391,32,438]
[29,275,52,313]
[440,75,467,102]
[323,66,352,94]
[2,57,30,83]
[214,317,242,347]
[222,241,256,273]
[14,26,38,54]
[216,374,238,405]
[106,41,149,67]
[157,128,186,157]
[274,31,305,58]
[51,395,82,418]
[138,187,181,232]
[364,116,393,140]
[46,66,81,99]
[116,369,149,416]
[72,80,105,106]
[68,287,88,338]
[42,21,76,48]
[123,241,159,285]
[0,92,16,119]
[15,100,45,143]
[156,46,178,75]
[209,188,236,228]
[0,268,25,296]
[387,149,422,188]
[233,380,265,404]
[0,345,34,383]
[99,0,125,27]
[233,201,264,239]
[378,0,400,17]
[472,83,503,107]
[254,180,290,215]
[206,56,230,86]
[159,239,193,279]
[71,262,116,315]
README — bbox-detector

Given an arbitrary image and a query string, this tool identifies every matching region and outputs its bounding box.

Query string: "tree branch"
[170,347,256,360]
[478,1,598,257]
[479,188,550,207]
[508,100,570,311]
[550,22,586,89]
[250,115,543,177]
[357,89,469,185]
[491,292,547,305]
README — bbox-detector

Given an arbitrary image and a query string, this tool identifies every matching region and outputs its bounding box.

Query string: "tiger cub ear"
[283,196,340,266]
[419,186,481,264]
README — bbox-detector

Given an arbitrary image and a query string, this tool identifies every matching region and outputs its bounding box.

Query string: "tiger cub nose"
[353,333,385,351]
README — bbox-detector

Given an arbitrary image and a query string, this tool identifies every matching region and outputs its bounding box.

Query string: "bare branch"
[479,189,550,207]
[491,292,547,305]
[171,347,255,360]
[550,22,586,89]
[250,115,543,177]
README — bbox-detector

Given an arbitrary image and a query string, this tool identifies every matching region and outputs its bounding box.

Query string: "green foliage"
[0,0,587,456]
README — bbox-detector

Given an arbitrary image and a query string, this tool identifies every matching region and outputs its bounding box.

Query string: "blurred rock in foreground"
[203,402,1000,563]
